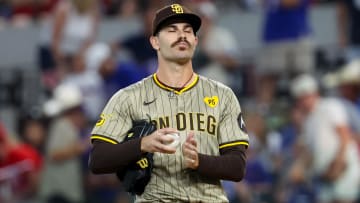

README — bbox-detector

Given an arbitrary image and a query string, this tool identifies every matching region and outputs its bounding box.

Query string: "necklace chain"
[180,72,194,89]
[156,72,194,90]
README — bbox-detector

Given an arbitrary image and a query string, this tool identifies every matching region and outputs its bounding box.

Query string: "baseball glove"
[116,119,156,195]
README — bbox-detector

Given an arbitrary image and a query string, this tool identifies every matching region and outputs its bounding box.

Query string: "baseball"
[163,132,180,148]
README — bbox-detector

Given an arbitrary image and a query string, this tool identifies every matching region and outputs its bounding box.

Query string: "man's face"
[151,22,198,64]
[295,93,318,114]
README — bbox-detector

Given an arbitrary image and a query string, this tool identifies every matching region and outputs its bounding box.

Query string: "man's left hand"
[182,131,198,169]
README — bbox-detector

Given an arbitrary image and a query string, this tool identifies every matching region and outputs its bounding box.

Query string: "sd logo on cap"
[152,4,202,36]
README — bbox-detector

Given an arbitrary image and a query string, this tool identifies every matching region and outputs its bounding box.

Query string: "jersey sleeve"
[90,90,133,144]
[218,88,249,149]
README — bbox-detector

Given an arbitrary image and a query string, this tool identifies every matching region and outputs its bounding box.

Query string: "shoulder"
[319,98,347,117]
[198,75,232,91]
[49,118,75,136]
[321,98,344,110]
[198,75,236,97]
[50,117,69,129]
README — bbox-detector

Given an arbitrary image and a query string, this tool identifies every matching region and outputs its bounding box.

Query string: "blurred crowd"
[0,0,360,203]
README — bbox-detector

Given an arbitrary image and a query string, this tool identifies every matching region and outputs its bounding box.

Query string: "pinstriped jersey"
[91,73,249,203]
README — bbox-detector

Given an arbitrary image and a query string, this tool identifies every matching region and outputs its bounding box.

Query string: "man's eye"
[184,29,192,33]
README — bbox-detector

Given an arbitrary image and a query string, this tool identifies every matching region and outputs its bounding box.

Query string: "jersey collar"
[152,73,199,95]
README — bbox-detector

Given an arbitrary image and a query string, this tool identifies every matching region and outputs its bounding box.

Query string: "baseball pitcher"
[89,3,249,203]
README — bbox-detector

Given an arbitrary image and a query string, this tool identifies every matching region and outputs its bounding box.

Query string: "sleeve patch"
[95,114,106,126]
[237,113,247,133]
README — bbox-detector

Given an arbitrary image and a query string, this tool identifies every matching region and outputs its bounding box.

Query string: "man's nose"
[178,30,187,38]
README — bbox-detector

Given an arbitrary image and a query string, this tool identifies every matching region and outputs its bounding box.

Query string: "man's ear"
[194,36,199,47]
[150,36,160,50]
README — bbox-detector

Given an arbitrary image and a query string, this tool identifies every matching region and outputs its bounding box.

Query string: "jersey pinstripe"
[91,74,249,203]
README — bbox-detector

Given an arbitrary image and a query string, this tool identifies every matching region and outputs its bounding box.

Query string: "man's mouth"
[177,42,188,48]
[172,40,190,48]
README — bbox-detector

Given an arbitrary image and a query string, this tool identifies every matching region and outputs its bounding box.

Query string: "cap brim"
[153,13,201,36]
[43,99,62,117]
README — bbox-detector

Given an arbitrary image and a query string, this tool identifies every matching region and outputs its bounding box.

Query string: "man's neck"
[156,60,194,88]
[305,96,320,114]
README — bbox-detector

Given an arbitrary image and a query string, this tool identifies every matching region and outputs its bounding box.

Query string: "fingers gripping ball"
[163,132,180,148]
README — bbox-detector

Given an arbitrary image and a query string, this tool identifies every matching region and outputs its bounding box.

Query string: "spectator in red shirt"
[8,0,58,27]
[0,122,43,203]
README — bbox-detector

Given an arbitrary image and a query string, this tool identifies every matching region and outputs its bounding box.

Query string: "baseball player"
[89,4,249,202]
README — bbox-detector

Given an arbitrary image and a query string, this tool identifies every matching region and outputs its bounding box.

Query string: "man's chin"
[173,57,192,65]
[175,52,194,61]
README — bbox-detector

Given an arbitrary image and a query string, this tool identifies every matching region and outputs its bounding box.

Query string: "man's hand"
[140,128,178,154]
[321,125,351,182]
[322,158,347,182]
[182,131,199,169]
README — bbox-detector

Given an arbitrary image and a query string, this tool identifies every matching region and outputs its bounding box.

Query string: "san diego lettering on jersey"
[151,112,217,136]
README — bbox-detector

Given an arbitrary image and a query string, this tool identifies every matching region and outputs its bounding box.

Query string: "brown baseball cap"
[152,4,202,36]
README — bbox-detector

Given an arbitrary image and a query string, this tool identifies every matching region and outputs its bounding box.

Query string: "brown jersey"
[91,74,249,202]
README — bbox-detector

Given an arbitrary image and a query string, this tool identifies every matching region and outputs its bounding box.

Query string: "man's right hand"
[140,128,178,154]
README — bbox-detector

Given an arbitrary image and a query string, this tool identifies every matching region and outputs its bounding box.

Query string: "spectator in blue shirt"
[255,0,315,112]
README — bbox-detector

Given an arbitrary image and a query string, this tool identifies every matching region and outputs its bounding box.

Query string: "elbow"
[88,155,101,174]
[236,168,245,182]
[88,151,118,174]
[88,148,108,174]
[230,157,246,182]
[88,142,108,174]
[221,163,246,182]
[232,167,246,182]
[88,156,108,174]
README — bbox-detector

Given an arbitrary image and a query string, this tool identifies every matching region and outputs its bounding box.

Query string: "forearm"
[329,141,347,171]
[322,148,346,181]
[197,145,247,181]
[79,13,99,55]
[335,125,350,161]
[89,139,143,174]
[337,1,348,45]
[51,8,66,60]
[322,125,350,181]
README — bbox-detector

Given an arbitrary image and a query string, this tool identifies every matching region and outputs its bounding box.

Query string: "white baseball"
[164,132,180,148]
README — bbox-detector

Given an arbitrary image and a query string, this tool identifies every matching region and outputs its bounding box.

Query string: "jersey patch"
[96,113,106,126]
[204,96,218,108]
[237,113,247,133]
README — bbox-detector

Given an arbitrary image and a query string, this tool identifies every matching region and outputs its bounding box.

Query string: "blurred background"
[0,0,359,203]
